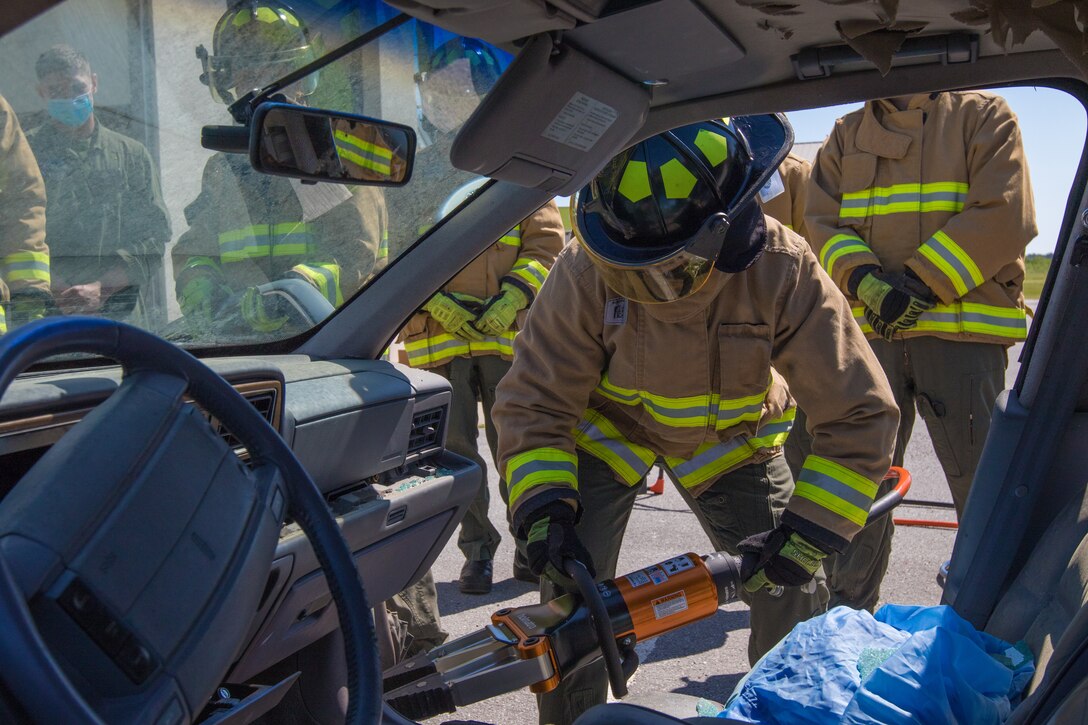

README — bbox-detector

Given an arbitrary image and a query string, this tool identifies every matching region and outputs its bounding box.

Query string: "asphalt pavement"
[419,342,1026,725]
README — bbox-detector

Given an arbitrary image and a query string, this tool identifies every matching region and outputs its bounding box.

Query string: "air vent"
[407,407,444,455]
[212,389,279,455]
[386,507,407,526]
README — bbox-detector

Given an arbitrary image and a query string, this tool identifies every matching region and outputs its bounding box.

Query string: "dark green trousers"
[784,336,1007,611]
[537,452,828,725]
[436,355,510,563]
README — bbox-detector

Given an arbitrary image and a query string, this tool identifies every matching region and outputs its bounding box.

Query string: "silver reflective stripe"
[515,262,547,285]
[670,437,747,480]
[3,260,49,274]
[925,236,976,289]
[509,458,578,488]
[839,190,967,211]
[797,468,873,510]
[577,419,654,476]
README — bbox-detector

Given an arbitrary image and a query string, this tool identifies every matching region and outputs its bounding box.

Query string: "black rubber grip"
[383,662,437,693]
[387,686,456,720]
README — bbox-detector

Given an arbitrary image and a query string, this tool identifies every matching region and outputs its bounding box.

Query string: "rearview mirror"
[250,102,415,186]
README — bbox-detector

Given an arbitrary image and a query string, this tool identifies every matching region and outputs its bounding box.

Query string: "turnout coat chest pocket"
[838,152,878,243]
[716,322,777,439]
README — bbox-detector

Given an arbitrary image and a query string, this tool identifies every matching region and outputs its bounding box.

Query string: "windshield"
[0,0,512,347]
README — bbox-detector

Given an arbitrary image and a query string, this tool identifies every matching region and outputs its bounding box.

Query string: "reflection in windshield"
[0,0,508,347]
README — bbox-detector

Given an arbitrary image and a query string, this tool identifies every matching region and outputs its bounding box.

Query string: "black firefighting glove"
[738,524,828,594]
[522,500,595,590]
[848,265,936,342]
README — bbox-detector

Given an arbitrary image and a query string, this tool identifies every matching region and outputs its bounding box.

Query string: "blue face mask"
[47,93,93,128]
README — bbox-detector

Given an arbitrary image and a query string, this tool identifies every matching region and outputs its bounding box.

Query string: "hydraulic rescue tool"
[383,468,911,720]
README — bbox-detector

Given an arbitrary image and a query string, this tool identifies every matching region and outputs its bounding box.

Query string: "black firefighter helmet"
[573,115,793,303]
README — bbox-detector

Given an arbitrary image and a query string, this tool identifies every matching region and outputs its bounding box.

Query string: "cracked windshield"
[0,0,511,345]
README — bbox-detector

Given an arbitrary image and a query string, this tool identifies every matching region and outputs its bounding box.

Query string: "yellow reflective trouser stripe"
[403,331,517,367]
[219,224,314,263]
[595,373,767,430]
[510,258,548,293]
[183,256,222,274]
[793,455,877,527]
[498,225,522,247]
[840,182,969,219]
[852,301,1026,340]
[917,230,985,297]
[573,410,656,486]
[819,234,872,280]
[334,130,393,176]
[378,231,389,261]
[291,263,343,306]
[1,251,50,284]
[507,447,579,510]
[664,410,795,488]
[0,305,6,334]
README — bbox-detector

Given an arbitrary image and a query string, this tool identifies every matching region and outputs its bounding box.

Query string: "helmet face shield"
[203,48,317,104]
[573,115,792,303]
[575,196,728,304]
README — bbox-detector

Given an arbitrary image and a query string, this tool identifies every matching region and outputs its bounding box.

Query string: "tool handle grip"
[564,558,630,699]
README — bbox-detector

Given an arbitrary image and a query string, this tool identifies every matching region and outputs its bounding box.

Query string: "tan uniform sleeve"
[771,243,899,553]
[494,247,606,522]
[904,96,1038,304]
[503,199,565,301]
[782,156,812,241]
[804,127,882,294]
[0,95,49,303]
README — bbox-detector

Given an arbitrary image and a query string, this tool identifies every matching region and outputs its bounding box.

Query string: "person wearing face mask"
[492,116,899,725]
[392,36,565,596]
[27,45,170,325]
[0,94,49,335]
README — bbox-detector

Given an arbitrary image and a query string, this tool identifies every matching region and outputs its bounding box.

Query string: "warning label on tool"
[646,565,669,586]
[626,570,651,589]
[652,591,689,620]
[541,92,618,151]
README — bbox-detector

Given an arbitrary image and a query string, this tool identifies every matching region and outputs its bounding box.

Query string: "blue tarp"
[720,604,1034,724]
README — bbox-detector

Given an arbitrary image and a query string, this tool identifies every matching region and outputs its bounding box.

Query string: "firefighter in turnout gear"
[175,0,387,338]
[492,116,899,725]
[396,37,565,595]
[0,94,49,335]
[804,91,1037,611]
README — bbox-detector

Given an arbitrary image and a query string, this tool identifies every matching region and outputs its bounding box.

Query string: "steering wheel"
[0,318,380,724]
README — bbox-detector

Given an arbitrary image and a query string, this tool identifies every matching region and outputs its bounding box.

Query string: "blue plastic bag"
[720,605,1034,724]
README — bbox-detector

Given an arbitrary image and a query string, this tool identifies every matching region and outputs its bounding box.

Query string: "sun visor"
[382,0,587,44]
[450,34,651,196]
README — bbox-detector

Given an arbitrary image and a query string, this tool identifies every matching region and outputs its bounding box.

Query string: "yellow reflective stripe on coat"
[573,409,656,486]
[664,410,795,489]
[290,262,343,306]
[851,301,1026,340]
[498,225,522,247]
[793,455,878,528]
[917,230,985,297]
[219,223,315,263]
[0,304,6,335]
[818,233,872,280]
[595,373,767,430]
[509,257,549,294]
[378,231,389,261]
[839,182,969,219]
[334,129,393,176]
[1,251,50,284]
[507,447,579,510]
[403,331,517,367]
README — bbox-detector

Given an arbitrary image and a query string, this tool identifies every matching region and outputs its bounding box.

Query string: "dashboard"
[0,355,481,689]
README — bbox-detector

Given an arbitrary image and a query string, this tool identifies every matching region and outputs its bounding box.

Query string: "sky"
[787,86,1086,257]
